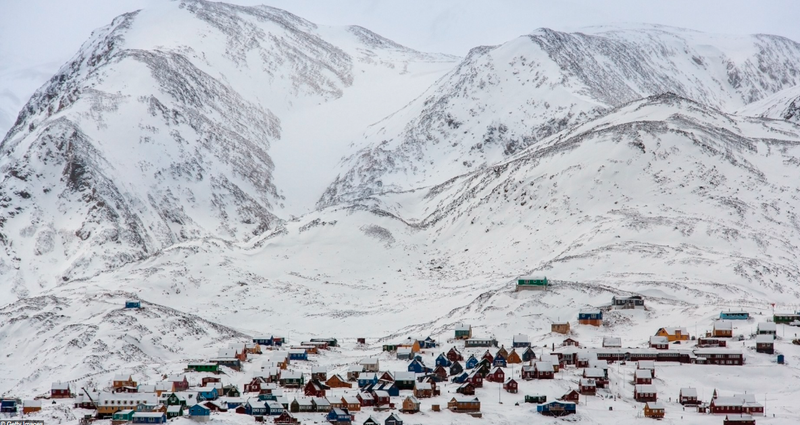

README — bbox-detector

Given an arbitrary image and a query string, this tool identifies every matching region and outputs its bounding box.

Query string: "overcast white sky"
[0,0,797,134]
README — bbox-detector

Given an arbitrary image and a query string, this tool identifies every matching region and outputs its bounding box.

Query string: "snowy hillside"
[0,0,456,296]
[738,84,800,122]
[320,25,800,205]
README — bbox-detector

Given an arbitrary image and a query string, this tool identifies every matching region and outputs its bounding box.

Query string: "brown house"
[562,338,580,347]
[644,402,665,419]
[448,397,480,413]
[303,379,330,397]
[341,396,361,412]
[23,400,42,414]
[560,390,580,403]
[112,375,137,390]
[506,349,522,364]
[713,321,733,338]
[456,382,475,396]
[414,381,434,398]
[401,396,420,414]
[551,322,571,334]
[325,374,352,389]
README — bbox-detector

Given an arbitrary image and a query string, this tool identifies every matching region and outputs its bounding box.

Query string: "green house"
[166,405,183,419]
[454,323,472,340]
[525,395,547,404]
[382,344,398,352]
[112,410,135,422]
[187,363,219,373]
[773,313,800,324]
[164,393,186,406]
[516,276,548,291]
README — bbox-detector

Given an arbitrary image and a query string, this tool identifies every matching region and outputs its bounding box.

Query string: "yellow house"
[399,339,421,353]
[655,327,689,342]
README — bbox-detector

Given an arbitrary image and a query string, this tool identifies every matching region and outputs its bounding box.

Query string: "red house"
[710,393,764,416]
[372,390,391,406]
[482,350,494,364]
[486,367,505,383]
[457,382,475,395]
[634,385,657,402]
[432,366,448,381]
[357,392,375,407]
[579,379,596,396]
[679,388,698,405]
[582,368,607,388]
[503,378,518,394]
[165,375,189,392]
[447,347,463,362]
[51,382,71,399]
[245,377,268,393]
[533,362,555,379]
[467,371,484,388]
[560,390,580,403]
[562,338,580,347]
[649,336,669,350]
[304,379,330,397]
[634,369,652,385]
[201,377,221,386]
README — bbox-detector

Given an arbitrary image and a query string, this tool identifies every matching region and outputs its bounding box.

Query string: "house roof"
[341,395,359,404]
[394,372,416,381]
[455,323,471,331]
[659,327,687,335]
[758,322,777,331]
[348,365,364,372]
[637,360,656,368]
[132,412,165,418]
[583,368,604,378]
[397,347,413,354]
[645,402,665,409]
[635,369,652,379]
[360,358,379,365]
[358,373,377,380]
[635,384,657,393]
[374,391,390,398]
[603,337,622,346]
[580,378,596,386]
[650,336,668,344]
[138,385,155,393]
[415,382,431,390]
[23,400,42,407]
[280,371,302,379]
[714,320,733,330]
[755,335,775,343]
[311,367,327,373]
[52,382,70,390]
[513,334,529,343]
[293,398,313,406]
[358,393,374,400]
[166,405,182,413]
[451,396,480,403]
[113,374,132,381]
[680,388,698,397]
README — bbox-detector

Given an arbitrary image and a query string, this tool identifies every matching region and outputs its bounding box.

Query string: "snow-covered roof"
[113,374,132,381]
[602,337,622,346]
[281,371,302,379]
[348,365,364,372]
[415,382,431,390]
[138,385,155,393]
[166,405,182,413]
[358,393,374,400]
[513,334,529,343]
[24,400,42,407]
[580,378,596,386]
[217,349,237,358]
[714,320,733,330]
[358,372,377,380]
[635,384,657,392]
[755,334,774,343]
[635,369,652,379]
[583,368,604,378]
[266,400,283,409]
[660,327,687,335]
[758,322,777,331]
[342,395,359,404]
[312,397,330,406]
[645,402,665,409]
[650,336,668,344]
[293,398,313,406]
[52,382,70,390]
[680,388,697,397]
[374,390,390,398]
[394,372,415,381]
[455,323,471,331]
[360,357,379,365]
[397,347,413,354]
[637,360,655,368]
[132,412,166,418]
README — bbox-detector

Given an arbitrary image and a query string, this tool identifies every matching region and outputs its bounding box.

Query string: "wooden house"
[698,337,727,347]
[635,369,653,385]
[634,385,658,402]
[447,347,463,362]
[326,374,352,389]
[450,361,464,376]
[311,397,330,413]
[755,335,775,354]
[273,411,299,424]
[435,353,452,367]
[398,338,421,353]
[289,398,313,413]
[516,276,548,291]
[222,384,240,397]
[326,408,354,424]
[165,405,183,419]
[649,336,669,350]
[407,358,430,374]
[679,388,699,405]
[612,295,644,309]
[694,349,744,365]
[551,322,571,334]
[602,337,622,348]
[414,381,433,398]
[187,363,219,373]
[357,373,378,388]
[644,402,665,419]
[503,378,518,394]
[467,370,484,387]
[309,337,338,348]
[447,397,480,413]
[583,368,608,388]
[201,377,221,387]
[512,334,530,347]
[579,379,596,395]
[363,417,380,425]
[22,399,42,414]
[360,358,380,372]
[455,323,472,340]
[396,347,414,360]
[537,401,576,416]
[486,367,505,383]
[481,350,494,364]
[713,321,734,338]
[188,404,210,422]
[456,382,475,396]
[655,327,689,342]
[723,414,756,425]
[401,395,420,414]
[304,379,330,397]
[357,392,375,407]
[385,412,404,425]
[279,371,304,388]
[287,349,307,361]
[757,322,776,336]
[562,337,580,347]
[113,375,137,390]
[506,349,522,364]
[432,365,449,381]
[340,396,360,412]
[51,382,72,398]
[311,367,328,381]
[560,390,580,403]
[347,365,363,382]
[522,347,537,362]
[578,310,603,326]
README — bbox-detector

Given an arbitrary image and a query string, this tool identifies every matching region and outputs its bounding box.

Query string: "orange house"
[506,349,522,364]
[655,327,689,342]
[112,375,137,389]
[325,374,352,389]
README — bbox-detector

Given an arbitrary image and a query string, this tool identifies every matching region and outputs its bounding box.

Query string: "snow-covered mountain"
[0,0,456,296]
[320,25,800,206]
[4,3,800,418]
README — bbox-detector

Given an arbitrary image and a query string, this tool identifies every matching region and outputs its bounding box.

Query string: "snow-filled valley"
[2,1,800,424]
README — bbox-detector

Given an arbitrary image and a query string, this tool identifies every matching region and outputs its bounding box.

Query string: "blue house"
[266,401,284,415]
[385,412,404,425]
[226,399,244,409]
[451,372,469,384]
[521,347,536,362]
[125,300,141,309]
[245,401,267,416]
[537,401,576,416]
[357,373,379,388]
[435,354,452,368]
[419,337,437,349]
[465,355,479,369]
[720,311,750,320]
[407,359,430,374]
[198,387,218,401]
[326,408,353,423]
[376,381,400,397]
[493,353,507,368]
[258,393,277,401]
[0,399,19,414]
[288,349,308,361]
[132,412,167,424]
[188,404,210,419]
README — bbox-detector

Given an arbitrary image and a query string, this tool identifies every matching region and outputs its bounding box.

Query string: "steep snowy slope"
[0,0,456,297]
[320,25,800,205]
[738,84,800,122]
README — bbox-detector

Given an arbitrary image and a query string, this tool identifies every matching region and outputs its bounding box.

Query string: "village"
[1,283,797,425]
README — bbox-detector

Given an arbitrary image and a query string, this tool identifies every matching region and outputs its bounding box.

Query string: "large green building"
[516,276,548,291]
